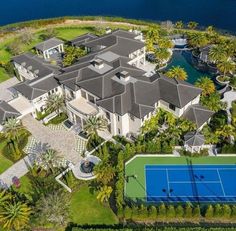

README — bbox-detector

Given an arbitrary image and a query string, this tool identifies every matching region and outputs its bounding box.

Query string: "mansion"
[0,29,213,136]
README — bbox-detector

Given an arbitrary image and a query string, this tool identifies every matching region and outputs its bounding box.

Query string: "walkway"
[22,115,81,163]
[0,154,35,188]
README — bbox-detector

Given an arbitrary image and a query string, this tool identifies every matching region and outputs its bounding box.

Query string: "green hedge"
[47,113,68,125]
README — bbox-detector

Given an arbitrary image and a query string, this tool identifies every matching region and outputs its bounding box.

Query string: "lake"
[1,0,236,32]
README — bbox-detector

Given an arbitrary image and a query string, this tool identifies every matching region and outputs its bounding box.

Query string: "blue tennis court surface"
[145,165,236,203]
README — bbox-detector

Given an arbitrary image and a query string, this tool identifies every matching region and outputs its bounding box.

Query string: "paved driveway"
[22,115,81,164]
[0,77,19,101]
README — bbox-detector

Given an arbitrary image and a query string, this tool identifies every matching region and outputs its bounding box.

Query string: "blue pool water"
[145,165,236,203]
[165,50,222,89]
[1,0,236,33]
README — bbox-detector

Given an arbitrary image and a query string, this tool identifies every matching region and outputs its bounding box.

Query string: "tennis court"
[146,164,236,203]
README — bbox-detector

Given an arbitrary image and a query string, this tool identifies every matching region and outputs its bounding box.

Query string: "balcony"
[67,97,98,118]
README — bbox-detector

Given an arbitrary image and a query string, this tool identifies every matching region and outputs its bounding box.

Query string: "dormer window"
[93,59,104,69]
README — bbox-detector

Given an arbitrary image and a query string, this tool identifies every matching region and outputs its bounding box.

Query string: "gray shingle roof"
[70,33,98,47]
[13,75,59,100]
[184,131,205,146]
[12,53,56,78]
[35,38,64,52]
[0,101,21,124]
[182,104,214,128]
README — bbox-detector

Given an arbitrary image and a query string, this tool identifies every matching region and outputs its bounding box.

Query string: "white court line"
[146,168,236,171]
[169,181,221,184]
[146,195,236,198]
[217,169,226,197]
[166,169,170,195]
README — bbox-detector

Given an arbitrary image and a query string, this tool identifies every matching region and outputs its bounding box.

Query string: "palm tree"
[146,27,159,44]
[45,93,65,115]
[155,48,171,64]
[187,21,198,30]
[216,124,235,142]
[201,92,226,112]
[175,21,184,29]
[209,45,228,63]
[0,190,11,206]
[188,33,209,48]
[166,66,188,81]
[3,118,23,160]
[97,185,113,203]
[84,116,108,140]
[195,76,216,96]
[0,201,31,230]
[217,60,235,78]
[36,149,62,174]
[36,191,69,226]
[94,162,115,185]
[158,38,174,49]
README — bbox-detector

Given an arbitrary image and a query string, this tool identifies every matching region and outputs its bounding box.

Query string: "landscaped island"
[0,17,235,231]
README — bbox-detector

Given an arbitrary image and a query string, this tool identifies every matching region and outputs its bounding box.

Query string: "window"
[106,111,110,120]
[118,128,121,135]
[117,115,120,122]
[169,103,176,111]
[40,106,44,112]
[88,94,95,104]
[52,90,54,94]
[55,88,58,92]
[81,90,86,99]
[48,92,51,96]
[130,114,135,121]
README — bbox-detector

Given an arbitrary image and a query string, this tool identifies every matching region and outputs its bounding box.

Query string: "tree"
[201,92,225,112]
[222,204,231,219]
[84,115,108,140]
[19,28,34,45]
[209,44,228,63]
[154,48,171,64]
[166,205,175,218]
[205,205,214,219]
[146,27,159,44]
[193,205,201,219]
[0,190,11,206]
[35,191,69,227]
[175,205,184,218]
[202,125,220,144]
[214,204,222,217]
[158,38,174,49]
[97,185,113,203]
[36,149,63,174]
[166,66,188,81]
[0,201,31,230]
[63,46,86,67]
[195,76,216,96]
[216,124,235,142]
[3,118,23,160]
[185,204,192,218]
[45,93,65,115]
[206,26,215,34]
[188,21,198,30]
[188,33,209,48]
[7,40,23,55]
[175,21,184,29]
[40,28,58,40]
[148,206,157,219]
[94,161,115,185]
[157,203,166,219]
[217,60,235,78]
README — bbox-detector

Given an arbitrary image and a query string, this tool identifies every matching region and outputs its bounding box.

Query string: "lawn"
[125,155,236,200]
[0,140,13,174]
[69,185,118,225]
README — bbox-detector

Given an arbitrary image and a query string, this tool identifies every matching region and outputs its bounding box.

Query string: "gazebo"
[35,38,64,60]
[184,131,205,153]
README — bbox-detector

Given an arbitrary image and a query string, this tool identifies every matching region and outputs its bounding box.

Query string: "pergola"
[35,38,64,60]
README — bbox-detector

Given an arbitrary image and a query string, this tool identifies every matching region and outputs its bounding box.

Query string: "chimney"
[117,71,130,81]
[93,59,104,69]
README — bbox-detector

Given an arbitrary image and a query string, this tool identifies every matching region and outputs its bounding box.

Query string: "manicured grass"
[0,67,10,82]
[54,26,95,40]
[125,155,236,200]
[69,185,118,225]
[0,140,13,174]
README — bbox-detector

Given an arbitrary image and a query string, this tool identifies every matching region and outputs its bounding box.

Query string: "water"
[166,50,221,89]
[1,0,236,32]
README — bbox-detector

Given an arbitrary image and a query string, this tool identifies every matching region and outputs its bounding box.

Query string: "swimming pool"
[166,50,222,89]
[145,164,236,203]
